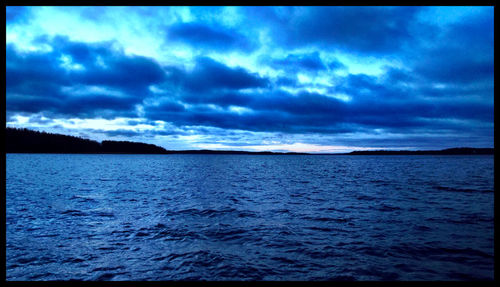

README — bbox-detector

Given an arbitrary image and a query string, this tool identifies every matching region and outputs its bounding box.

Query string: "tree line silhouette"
[4,127,306,154]
[6,127,167,154]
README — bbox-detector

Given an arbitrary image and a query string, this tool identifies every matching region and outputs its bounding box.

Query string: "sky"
[5,6,494,153]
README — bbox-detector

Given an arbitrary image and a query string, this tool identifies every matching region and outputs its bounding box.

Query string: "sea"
[5,153,494,281]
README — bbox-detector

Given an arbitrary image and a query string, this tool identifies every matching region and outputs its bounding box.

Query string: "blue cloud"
[168,56,269,93]
[274,76,298,87]
[7,37,166,118]
[269,52,327,72]
[143,65,493,135]
[327,58,346,71]
[166,22,255,52]
[246,6,422,54]
[6,6,30,23]
[412,10,494,84]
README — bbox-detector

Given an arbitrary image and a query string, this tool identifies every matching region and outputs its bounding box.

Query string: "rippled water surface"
[6,154,494,280]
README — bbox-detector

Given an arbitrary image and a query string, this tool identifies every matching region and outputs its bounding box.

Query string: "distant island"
[5,127,494,155]
[341,148,494,155]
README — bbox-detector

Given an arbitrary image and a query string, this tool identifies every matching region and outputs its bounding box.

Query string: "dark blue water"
[6,154,494,281]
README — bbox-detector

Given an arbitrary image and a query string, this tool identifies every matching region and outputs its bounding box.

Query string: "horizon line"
[5,127,494,155]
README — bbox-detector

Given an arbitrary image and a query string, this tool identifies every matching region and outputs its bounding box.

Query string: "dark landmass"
[164,149,308,155]
[5,127,494,155]
[6,127,167,154]
[342,148,494,155]
[5,128,307,155]
[101,140,168,154]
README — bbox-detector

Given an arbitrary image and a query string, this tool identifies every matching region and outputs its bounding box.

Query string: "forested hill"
[5,127,168,154]
[5,128,311,154]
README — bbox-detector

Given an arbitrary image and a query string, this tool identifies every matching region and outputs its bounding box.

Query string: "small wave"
[369,179,390,187]
[17,257,38,264]
[135,231,150,237]
[29,272,54,280]
[153,228,203,241]
[89,210,115,218]
[61,209,87,216]
[433,185,493,193]
[354,246,387,258]
[165,252,190,262]
[237,210,258,218]
[63,257,86,264]
[356,195,378,201]
[203,227,248,241]
[95,273,115,281]
[301,215,351,224]
[305,249,340,259]
[389,243,493,261]
[97,246,116,251]
[413,225,432,231]
[377,204,401,212]
[111,230,133,238]
[166,250,227,271]
[215,265,267,280]
[151,256,168,262]
[271,256,296,265]
[305,226,348,233]
[92,266,125,272]
[166,207,237,218]
[26,227,41,232]
[273,208,290,214]
[69,195,98,203]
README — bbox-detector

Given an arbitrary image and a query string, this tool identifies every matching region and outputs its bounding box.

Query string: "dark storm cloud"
[145,99,186,116]
[181,92,250,108]
[161,56,269,96]
[411,11,494,85]
[267,52,328,73]
[6,36,166,118]
[274,76,298,87]
[184,57,269,92]
[166,22,255,52]
[327,58,347,71]
[145,63,493,135]
[246,6,422,54]
[63,95,140,118]
[49,36,166,93]
[332,71,493,123]
[6,6,30,23]
[6,43,69,89]
[142,88,357,133]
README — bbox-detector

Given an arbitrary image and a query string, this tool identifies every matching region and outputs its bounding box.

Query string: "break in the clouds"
[6,6,494,152]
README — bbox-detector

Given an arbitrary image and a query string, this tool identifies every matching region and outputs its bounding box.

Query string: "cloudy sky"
[6,6,494,153]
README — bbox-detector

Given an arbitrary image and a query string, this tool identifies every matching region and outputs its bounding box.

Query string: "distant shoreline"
[5,127,494,155]
[5,150,495,155]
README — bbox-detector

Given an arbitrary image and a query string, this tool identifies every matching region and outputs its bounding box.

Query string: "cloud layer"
[6,6,494,152]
